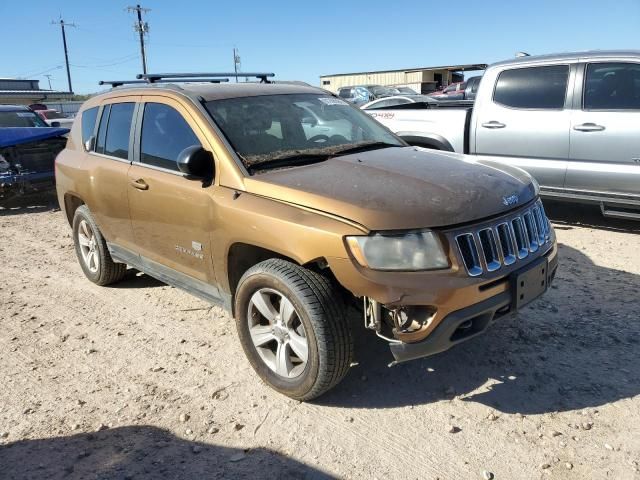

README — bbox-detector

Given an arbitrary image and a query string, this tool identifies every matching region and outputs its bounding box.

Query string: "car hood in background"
[0,127,70,148]
[244,147,537,231]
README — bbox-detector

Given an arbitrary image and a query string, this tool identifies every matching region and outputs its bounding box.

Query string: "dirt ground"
[1,193,639,480]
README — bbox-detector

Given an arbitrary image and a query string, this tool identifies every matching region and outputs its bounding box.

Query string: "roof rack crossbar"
[99,78,230,87]
[136,72,275,83]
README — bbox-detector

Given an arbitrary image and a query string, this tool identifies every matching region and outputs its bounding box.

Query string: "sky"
[2,0,639,94]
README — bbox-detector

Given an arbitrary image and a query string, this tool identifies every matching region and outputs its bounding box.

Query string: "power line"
[127,5,150,74]
[51,17,76,93]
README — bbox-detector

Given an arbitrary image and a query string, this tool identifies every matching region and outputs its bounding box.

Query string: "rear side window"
[104,103,135,160]
[81,107,99,147]
[95,105,110,154]
[584,62,640,110]
[140,103,200,171]
[494,65,569,109]
[338,88,352,98]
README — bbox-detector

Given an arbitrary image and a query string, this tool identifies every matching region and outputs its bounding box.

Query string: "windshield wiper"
[247,152,331,173]
[330,141,401,157]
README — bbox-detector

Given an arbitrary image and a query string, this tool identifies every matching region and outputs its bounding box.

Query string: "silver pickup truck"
[365,51,640,220]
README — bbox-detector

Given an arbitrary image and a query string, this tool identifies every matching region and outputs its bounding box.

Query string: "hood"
[0,127,70,148]
[244,146,536,231]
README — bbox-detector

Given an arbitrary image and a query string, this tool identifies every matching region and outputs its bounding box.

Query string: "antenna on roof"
[515,52,531,57]
[136,72,275,83]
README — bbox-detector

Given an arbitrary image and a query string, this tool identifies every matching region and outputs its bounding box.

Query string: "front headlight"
[345,231,449,271]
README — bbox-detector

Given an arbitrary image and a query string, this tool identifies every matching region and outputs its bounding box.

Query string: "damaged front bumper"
[388,246,558,364]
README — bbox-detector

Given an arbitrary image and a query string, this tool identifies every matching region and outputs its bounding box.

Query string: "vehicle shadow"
[318,243,639,414]
[0,191,59,217]
[543,200,640,233]
[108,269,167,289]
[0,425,333,480]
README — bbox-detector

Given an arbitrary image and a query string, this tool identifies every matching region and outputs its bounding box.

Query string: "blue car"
[0,105,69,200]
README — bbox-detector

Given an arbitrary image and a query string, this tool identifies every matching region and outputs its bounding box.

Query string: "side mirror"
[51,121,61,128]
[177,145,214,179]
[84,135,96,152]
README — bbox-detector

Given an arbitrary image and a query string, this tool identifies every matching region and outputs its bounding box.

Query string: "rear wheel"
[72,205,126,285]
[234,259,353,401]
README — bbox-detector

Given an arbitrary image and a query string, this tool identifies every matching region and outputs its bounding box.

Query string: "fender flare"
[396,132,455,152]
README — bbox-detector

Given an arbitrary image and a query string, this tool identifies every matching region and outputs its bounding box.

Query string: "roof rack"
[136,72,275,83]
[99,78,230,88]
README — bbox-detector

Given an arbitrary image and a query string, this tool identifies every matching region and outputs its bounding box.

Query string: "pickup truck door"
[473,64,573,189]
[566,61,640,199]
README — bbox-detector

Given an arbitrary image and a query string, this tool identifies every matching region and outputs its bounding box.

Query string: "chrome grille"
[455,200,552,277]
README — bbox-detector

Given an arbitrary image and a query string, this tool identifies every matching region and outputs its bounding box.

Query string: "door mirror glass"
[177,145,214,178]
[51,121,61,128]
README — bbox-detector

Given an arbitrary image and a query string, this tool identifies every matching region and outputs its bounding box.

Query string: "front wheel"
[234,259,353,401]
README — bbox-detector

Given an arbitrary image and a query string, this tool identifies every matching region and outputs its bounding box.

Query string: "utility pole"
[44,74,53,90]
[51,18,76,93]
[127,5,150,74]
[233,48,241,83]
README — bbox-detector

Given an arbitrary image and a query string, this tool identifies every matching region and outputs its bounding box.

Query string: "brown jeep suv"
[55,73,558,400]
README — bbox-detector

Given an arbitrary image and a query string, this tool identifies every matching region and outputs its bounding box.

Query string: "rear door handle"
[481,121,506,129]
[130,178,149,190]
[573,123,605,132]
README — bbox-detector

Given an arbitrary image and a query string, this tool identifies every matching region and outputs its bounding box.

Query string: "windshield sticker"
[318,97,348,106]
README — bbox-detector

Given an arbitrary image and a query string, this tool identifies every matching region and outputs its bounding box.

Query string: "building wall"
[320,69,453,93]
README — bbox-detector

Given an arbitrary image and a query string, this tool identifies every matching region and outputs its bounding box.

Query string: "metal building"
[319,63,487,94]
[0,78,73,105]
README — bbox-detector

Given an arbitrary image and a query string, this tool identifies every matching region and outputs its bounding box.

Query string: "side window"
[95,105,110,155]
[81,107,99,149]
[494,65,569,109]
[584,62,640,110]
[140,103,201,171]
[104,103,135,160]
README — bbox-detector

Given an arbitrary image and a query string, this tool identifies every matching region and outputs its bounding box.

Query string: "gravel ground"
[1,194,639,480]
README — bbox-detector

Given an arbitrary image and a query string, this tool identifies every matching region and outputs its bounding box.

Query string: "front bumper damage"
[389,245,558,364]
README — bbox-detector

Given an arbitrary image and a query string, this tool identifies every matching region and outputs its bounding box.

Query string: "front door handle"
[481,121,506,129]
[130,178,149,190]
[573,123,605,132]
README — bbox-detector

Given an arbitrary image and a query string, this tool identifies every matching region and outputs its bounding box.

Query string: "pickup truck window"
[494,65,568,109]
[584,62,640,110]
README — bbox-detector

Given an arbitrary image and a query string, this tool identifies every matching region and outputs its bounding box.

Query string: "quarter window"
[584,62,640,110]
[81,107,99,148]
[140,103,201,171]
[494,65,569,109]
[104,103,135,160]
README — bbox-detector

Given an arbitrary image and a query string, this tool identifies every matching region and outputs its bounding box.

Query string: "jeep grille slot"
[454,200,551,277]
[523,212,539,252]
[478,228,501,272]
[496,223,516,266]
[455,233,482,277]
[511,217,530,259]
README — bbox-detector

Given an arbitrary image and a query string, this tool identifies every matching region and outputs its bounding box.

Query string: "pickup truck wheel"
[72,205,126,286]
[234,259,353,401]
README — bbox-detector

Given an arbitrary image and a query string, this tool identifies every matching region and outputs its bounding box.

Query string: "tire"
[72,205,126,286]
[234,259,353,401]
